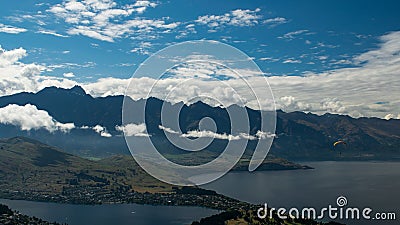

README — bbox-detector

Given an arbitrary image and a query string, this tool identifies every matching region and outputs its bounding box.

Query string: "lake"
[202,161,400,225]
[1,161,399,225]
[0,199,219,225]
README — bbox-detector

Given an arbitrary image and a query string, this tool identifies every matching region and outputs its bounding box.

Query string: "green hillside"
[0,136,174,197]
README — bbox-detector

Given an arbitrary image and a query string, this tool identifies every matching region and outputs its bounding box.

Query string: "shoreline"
[0,188,252,211]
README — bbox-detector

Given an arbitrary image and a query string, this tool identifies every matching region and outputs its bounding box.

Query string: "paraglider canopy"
[333,140,346,147]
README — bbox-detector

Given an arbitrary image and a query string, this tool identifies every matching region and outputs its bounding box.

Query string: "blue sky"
[0,0,400,119]
[1,0,399,78]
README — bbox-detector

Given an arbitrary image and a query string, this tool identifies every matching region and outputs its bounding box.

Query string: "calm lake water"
[202,161,400,225]
[1,161,399,225]
[0,199,219,225]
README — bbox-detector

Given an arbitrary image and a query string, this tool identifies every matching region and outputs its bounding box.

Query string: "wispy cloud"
[37,29,69,38]
[6,14,47,26]
[48,61,96,70]
[176,23,197,39]
[263,17,288,27]
[259,57,280,62]
[0,23,27,34]
[279,29,310,40]
[130,41,152,55]
[158,125,179,134]
[282,58,302,64]
[159,125,273,140]
[196,8,263,30]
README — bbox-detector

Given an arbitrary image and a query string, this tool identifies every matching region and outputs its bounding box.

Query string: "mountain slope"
[0,86,399,160]
[0,136,173,196]
[0,136,306,200]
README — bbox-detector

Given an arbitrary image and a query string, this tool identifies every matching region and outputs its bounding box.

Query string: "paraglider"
[333,140,347,156]
[333,140,346,147]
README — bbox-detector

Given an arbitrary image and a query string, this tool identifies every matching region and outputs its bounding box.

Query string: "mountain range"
[0,86,399,161]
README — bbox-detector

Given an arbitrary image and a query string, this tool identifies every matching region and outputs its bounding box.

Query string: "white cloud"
[100,131,112,137]
[37,29,69,38]
[384,114,395,120]
[259,57,280,62]
[82,77,128,97]
[180,130,270,141]
[256,131,276,139]
[0,23,27,34]
[133,1,157,8]
[280,29,309,39]
[320,98,346,113]
[176,24,197,39]
[0,104,75,132]
[48,61,96,70]
[67,26,114,42]
[160,125,272,140]
[80,124,112,137]
[92,125,103,133]
[1,31,400,119]
[317,55,329,61]
[6,14,47,27]
[63,72,75,78]
[353,31,400,65]
[0,46,77,96]
[130,41,152,55]
[263,17,288,27]
[181,130,240,140]
[384,114,400,120]
[278,96,312,111]
[47,0,177,42]
[75,51,399,118]
[159,125,179,134]
[196,8,262,29]
[87,29,400,118]
[0,47,27,66]
[282,59,302,64]
[92,124,112,137]
[116,123,149,136]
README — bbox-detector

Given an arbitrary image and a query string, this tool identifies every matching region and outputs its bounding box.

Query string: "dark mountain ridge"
[0,86,399,160]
